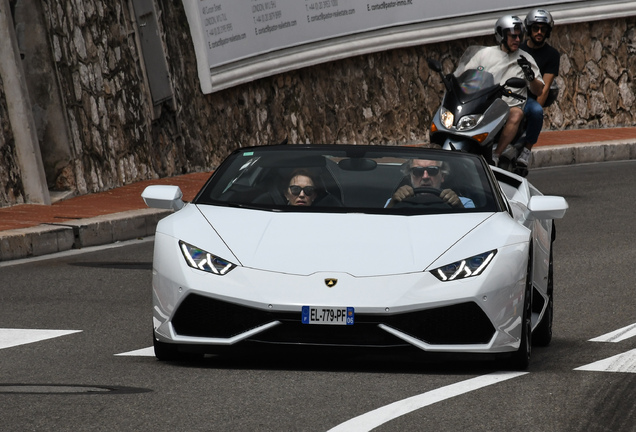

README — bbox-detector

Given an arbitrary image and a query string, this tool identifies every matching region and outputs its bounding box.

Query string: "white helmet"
[525,9,554,38]
[495,15,526,44]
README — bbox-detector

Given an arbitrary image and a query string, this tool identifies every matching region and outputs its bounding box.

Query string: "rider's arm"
[536,73,555,106]
[528,75,544,98]
[527,60,544,98]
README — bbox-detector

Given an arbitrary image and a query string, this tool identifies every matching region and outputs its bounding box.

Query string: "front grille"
[249,320,407,347]
[172,294,276,338]
[384,302,495,344]
[171,294,495,346]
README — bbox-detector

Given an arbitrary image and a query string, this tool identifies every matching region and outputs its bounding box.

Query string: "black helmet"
[525,9,554,38]
[495,15,525,44]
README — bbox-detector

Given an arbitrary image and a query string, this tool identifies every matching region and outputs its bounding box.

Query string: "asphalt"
[1,128,636,262]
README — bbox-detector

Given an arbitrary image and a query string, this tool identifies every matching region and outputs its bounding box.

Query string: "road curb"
[0,208,172,261]
[532,140,636,168]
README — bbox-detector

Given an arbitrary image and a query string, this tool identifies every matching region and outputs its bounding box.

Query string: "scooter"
[427,47,527,166]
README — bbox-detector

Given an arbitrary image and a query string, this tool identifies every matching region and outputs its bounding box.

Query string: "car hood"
[190,205,497,277]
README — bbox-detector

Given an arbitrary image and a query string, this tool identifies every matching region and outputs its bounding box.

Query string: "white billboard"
[182,0,636,93]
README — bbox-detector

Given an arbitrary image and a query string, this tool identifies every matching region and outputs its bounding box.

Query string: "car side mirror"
[525,195,568,221]
[142,185,185,211]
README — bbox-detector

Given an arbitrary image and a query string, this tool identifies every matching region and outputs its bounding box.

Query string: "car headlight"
[440,108,454,129]
[456,114,482,131]
[430,250,497,281]
[179,241,236,275]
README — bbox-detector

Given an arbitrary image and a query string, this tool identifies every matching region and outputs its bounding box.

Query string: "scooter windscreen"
[454,46,526,106]
[455,69,495,95]
[454,46,515,82]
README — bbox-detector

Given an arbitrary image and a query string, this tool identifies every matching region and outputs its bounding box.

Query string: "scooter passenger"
[460,15,544,166]
[508,8,561,172]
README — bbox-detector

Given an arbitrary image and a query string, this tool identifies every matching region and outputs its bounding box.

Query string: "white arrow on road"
[0,329,82,350]
[327,372,528,431]
[588,323,636,343]
[116,347,154,356]
[575,323,636,373]
[575,349,636,374]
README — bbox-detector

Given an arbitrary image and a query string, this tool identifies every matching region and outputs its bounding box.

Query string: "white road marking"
[0,329,82,350]
[327,371,528,432]
[589,323,636,343]
[574,349,636,373]
[115,347,154,356]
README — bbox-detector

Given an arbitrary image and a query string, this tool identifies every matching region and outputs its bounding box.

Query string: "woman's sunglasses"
[410,166,440,177]
[288,185,317,196]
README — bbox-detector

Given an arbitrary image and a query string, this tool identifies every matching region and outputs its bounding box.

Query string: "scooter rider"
[509,8,560,170]
[465,15,544,166]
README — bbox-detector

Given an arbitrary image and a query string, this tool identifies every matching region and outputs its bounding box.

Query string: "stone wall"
[0,73,24,205]
[1,0,636,207]
[41,0,155,195]
[544,19,636,129]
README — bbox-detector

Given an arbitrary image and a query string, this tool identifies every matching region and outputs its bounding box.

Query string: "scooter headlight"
[440,108,454,129]
[456,114,482,131]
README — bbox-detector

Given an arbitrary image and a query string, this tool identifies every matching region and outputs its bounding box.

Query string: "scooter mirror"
[505,77,527,88]
[427,58,442,73]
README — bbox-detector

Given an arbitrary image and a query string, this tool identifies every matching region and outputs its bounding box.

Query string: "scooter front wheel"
[514,165,529,177]
[498,156,512,171]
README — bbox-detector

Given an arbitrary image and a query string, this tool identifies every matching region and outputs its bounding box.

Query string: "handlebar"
[502,88,526,101]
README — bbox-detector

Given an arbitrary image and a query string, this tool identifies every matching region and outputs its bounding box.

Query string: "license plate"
[301,306,354,325]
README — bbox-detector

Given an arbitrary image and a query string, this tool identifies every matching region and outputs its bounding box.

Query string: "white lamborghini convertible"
[142,144,567,369]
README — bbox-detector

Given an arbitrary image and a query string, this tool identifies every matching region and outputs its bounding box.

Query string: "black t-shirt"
[520,41,560,76]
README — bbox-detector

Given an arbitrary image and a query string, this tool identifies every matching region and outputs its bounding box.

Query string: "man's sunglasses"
[288,185,317,196]
[531,24,549,33]
[507,33,522,40]
[410,166,440,177]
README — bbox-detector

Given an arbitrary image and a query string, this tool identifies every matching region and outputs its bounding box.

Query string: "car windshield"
[194,145,502,215]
